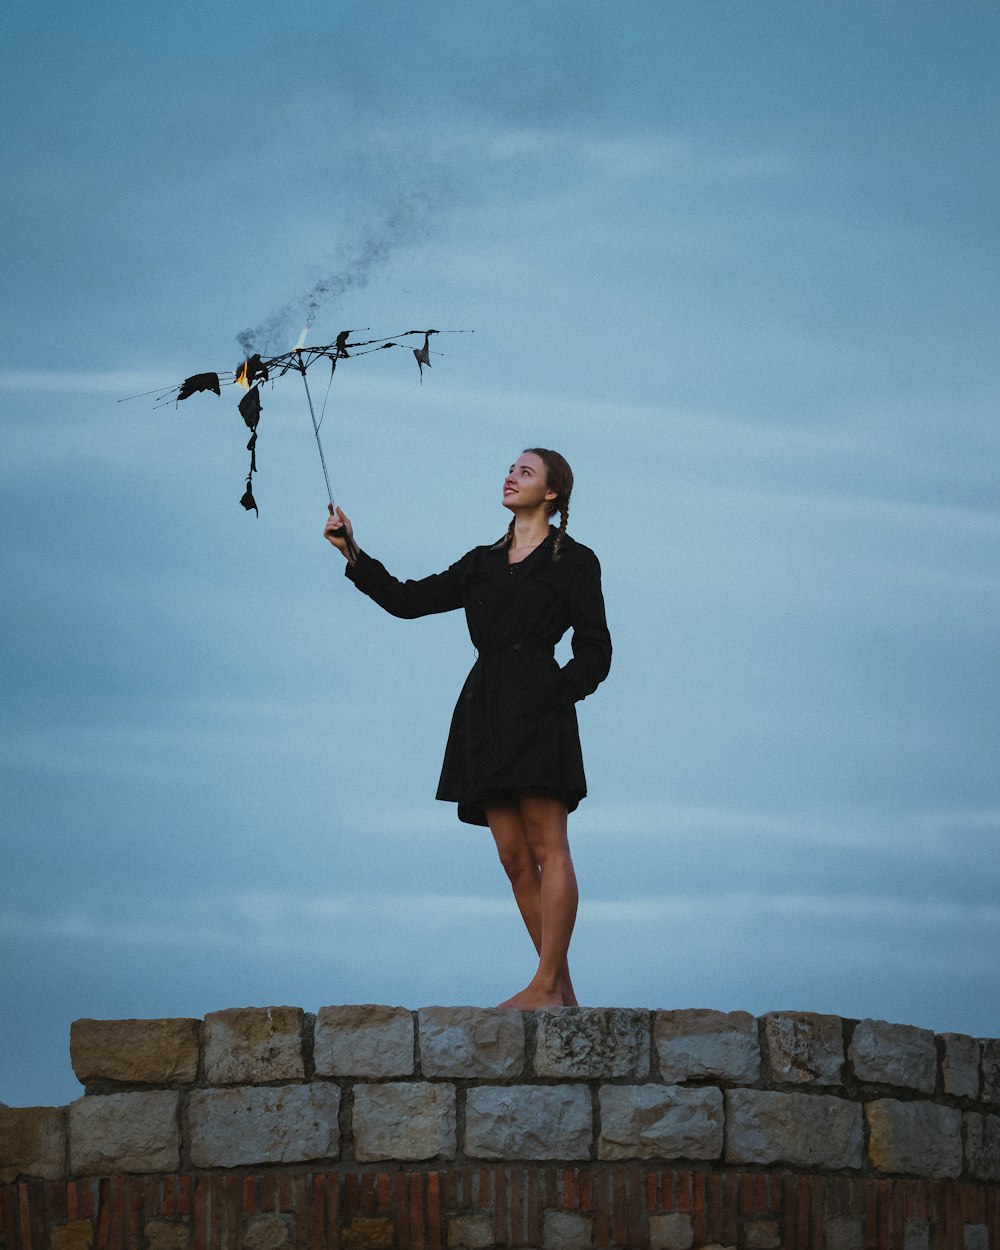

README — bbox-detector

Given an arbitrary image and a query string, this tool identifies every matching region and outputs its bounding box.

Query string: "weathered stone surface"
[189,1083,339,1168]
[144,1220,191,1250]
[69,1090,180,1174]
[352,1082,456,1162]
[724,1087,863,1169]
[51,1223,94,1250]
[465,1085,591,1160]
[866,1098,962,1178]
[963,1227,989,1250]
[70,1017,199,1085]
[447,1214,494,1249]
[763,1011,844,1085]
[649,1212,693,1250]
[241,1215,292,1250]
[313,1004,413,1078]
[203,1006,304,1084]
[980,1038,1000,1106]
[342,1217,395,1250]
[534,1008,650,1079]
[743,1221,780,1250]
[825,1217,863,1250]
[418,1005,525,1078]
[964,1112,1000,1182]
[904,1220,930,1250]
[542,1210,593,1250]
[939,1033,980,1100]
[653,1009,759,1083]
[848,1018,936,1093]
[0,1104,66,1182]
[598,1084,723,1160]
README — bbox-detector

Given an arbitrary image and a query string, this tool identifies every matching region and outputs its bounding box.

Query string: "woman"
[323,449,611,1009]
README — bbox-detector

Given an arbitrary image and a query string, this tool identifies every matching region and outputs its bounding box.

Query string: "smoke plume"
[236,193,439,357]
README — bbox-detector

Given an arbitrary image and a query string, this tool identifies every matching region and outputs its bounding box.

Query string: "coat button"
[513,642,522,650]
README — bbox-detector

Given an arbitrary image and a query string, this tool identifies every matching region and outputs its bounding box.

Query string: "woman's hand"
[323,504,356,561]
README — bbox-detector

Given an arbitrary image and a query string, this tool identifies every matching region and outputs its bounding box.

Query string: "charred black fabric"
[177,372,221,400]
[246,430,257,473]
[240,475,258,515]
[345,531,611,826]
[238,385,262,430]
[412,330,434,380]
[334,330,351,355]
[236,354,268,388]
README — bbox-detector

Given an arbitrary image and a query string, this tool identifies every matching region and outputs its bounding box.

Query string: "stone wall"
[1,1004,998,1248]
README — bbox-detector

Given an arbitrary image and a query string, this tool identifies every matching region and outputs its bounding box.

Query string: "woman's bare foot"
[497,984,564,1010]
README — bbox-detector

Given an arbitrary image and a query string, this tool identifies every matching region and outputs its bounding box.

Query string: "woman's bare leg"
[487,802,578,1007]
[491,795,578,1010]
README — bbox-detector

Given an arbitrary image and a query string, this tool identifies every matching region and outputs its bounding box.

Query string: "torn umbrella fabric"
[177,372,220,401]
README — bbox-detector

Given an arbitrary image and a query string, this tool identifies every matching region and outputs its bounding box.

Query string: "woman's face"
[502,452,556,512]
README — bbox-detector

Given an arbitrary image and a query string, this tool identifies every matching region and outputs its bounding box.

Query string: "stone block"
[241,1215,292,1250]
[313,1004,413,1078]
[342,1217,395,1250]
[724,1087,863,1169]
[69,1090,180,1174]
[980,1038,1000,1106]
[352,1082,456,1162]
[144,1221,191,1250]
[598,1084,723,1160]
[848,1018,936,1093]
[904,1220,930,1250]
[825,1217,863,1250]
[0,1104,66,1182]
[763,1011,844,1085]
[202,1006,304,1085]
[964,1112,1000,1182]
[939,1033,980,1099]
[447,1214,494,1249]
[649,1213,693,1250]
[534,1008,650,1079]
[51,1223,94,1250]
[419,1006,525,1078]
[653,1009,759,1084]
[743,1222,780,1250]
[189,1083,339,1168]
[866,1098,962,1178]
[70,1017,199,1085]
[963,1228,989,1250]
[465,1085,591,1160]
[542,1210,593,1249]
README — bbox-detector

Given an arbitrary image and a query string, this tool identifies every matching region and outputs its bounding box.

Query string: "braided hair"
[500,448,573,561]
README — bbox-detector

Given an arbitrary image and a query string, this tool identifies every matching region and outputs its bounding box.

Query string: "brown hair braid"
[524,448,573,561]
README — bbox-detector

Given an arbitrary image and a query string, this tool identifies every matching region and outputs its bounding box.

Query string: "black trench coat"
[345,529,612,826]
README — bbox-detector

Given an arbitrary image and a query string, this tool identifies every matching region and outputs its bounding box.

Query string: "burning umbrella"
[126,327,471,560]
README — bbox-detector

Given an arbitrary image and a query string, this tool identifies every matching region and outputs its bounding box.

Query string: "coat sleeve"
[557,549,612,705]
[344,549,465,619]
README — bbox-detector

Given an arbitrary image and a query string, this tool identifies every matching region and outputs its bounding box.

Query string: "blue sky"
[2,2,998,1107]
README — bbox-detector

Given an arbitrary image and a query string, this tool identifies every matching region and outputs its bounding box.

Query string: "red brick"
[0,1185,17,1241]
[143,1177,160,1222]
[691,1172,707,1246]
[326,1174,342,1250]
[564,1168,580,1210]
[177,1176,192,1220]
[278,1176,294,1215]
[358,1174,374,1217]
[194,1176,209,1250]
[343,1175,358,1220]
[677,1170,693,1214]
[782,1175,796,1250]
[810,1175,824,1248]
[426,1172,441,1250]
[723,1174,738,1246]
[209,1175,224,1250]
[796,1174,810,1248]
[612,1167,627,1248]
[863,1179,878,1249]
[65,1181,80,1222]
[394,1174,409,1250]
[293,1175,310,1250]
[493,1168,506,1250]
[594,1170,609,1248]
[510,1167,524,1247]
[96,1177,111,1250]
[376,1173,391,1214]
[46,1181,64,1225]
[628,1166,644,1246]
[128,1178,145,1249]
[408,1172,425,1250]
[644,1170,657,1213]
[310,1176,326,1250]
[527,1168,542,1246]
[579,1169,592,1213]
[892,1178,906,1249]
[477,1169,490,1212]
[708,1172,722,1244]
[18,1184,33,1250]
